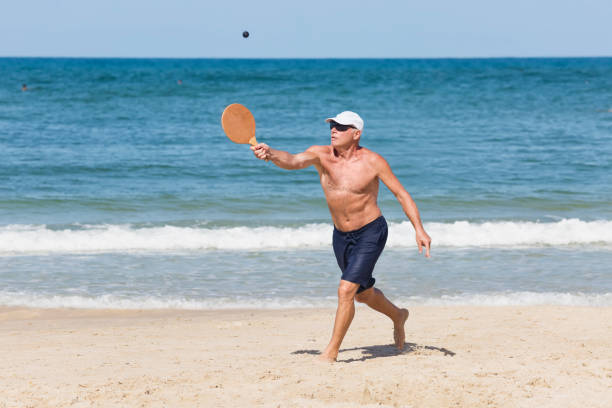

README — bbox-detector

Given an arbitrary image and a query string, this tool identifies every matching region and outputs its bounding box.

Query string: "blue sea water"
[1,58,611,308]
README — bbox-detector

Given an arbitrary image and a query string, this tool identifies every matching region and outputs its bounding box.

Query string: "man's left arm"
[375,155,432,257]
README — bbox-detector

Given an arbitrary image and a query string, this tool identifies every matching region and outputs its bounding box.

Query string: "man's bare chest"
[319,161,378,194]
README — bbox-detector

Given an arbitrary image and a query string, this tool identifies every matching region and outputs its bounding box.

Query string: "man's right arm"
[251,143,320,170]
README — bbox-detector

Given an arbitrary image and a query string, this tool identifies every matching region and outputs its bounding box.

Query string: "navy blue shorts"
[332,216,388,294]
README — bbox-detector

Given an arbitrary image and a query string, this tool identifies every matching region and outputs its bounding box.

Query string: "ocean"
[1,57,611,309]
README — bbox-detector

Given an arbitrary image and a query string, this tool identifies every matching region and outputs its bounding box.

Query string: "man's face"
[330,122,359,147]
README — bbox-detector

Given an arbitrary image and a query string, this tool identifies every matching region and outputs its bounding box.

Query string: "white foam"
[0,291,337,310]
[0,291,610,309]
[1,218,611,255]
[418,218,612,247]
[400,292,612,307]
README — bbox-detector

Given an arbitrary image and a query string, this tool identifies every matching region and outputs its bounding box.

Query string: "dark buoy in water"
[242,31,249,38]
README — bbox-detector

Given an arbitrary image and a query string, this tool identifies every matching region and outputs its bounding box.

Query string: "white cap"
[325,111,364,131]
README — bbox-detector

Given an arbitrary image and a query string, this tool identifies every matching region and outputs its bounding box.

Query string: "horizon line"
[1,55,611,60]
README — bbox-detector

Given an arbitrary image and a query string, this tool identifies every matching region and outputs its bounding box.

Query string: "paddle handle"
[249,137,269,162]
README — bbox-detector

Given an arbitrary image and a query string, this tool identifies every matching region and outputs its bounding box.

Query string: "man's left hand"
[416,230,432,258]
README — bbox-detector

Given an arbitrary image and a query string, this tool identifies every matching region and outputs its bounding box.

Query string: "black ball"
[242,31,249,38]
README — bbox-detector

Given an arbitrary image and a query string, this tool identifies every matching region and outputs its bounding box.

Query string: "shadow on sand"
[292,343,455,363]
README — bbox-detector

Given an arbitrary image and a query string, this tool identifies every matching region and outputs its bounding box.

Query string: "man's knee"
[337,280,359,302]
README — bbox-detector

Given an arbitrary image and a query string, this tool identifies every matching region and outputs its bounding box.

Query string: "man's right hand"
[251,143,270,161]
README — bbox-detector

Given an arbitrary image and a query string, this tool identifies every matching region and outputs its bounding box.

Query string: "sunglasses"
[329,122,355,131]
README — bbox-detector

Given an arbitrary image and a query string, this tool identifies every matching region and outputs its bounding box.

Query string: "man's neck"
[332,143,360,159]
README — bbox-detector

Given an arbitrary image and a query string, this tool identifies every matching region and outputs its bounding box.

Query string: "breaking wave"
[1,218,611,255]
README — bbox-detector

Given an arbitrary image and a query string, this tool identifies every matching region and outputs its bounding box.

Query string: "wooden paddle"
[221,103,258,146]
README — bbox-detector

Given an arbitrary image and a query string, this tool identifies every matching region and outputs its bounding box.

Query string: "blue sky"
[2,0,611,58]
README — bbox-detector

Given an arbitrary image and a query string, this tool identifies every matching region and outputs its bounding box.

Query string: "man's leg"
[319,279,360,362]
[355,287,409,350]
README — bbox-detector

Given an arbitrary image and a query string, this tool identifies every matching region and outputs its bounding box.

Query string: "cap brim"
[325,117,353,125]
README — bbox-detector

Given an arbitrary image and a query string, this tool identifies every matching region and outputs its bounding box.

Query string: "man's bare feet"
[318,346,338,363]
[393,308,409,350]
[317,353,337,363]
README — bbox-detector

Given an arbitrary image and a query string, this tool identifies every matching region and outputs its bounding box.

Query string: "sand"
[1,305,611,407]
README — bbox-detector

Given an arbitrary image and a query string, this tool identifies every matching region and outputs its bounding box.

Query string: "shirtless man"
[251,111,432,362]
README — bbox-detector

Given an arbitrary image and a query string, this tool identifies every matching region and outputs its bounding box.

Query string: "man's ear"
[353,129,362,140]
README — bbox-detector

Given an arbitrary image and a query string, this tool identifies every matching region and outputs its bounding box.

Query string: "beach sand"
[1,306,610,407]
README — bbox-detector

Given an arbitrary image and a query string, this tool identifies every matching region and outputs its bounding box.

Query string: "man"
[251,111,431,362]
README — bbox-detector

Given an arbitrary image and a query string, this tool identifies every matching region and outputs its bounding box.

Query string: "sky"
[1,0,611,58]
